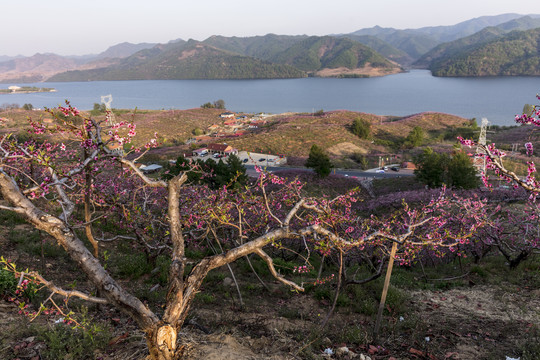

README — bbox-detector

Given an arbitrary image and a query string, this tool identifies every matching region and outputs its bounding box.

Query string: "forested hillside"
[48,36,400,81]
[48,41,305,81]
[415,15,540,69]
[268,36,399,74]
[429,28,540,76]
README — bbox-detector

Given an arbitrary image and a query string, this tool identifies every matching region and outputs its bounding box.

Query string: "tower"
[101,94,116,126]
[473,117,489,174]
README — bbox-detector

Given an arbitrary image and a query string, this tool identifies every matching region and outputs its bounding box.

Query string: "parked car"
[390,166,400,172]
[242,158,248,163]
[258,158,265,162]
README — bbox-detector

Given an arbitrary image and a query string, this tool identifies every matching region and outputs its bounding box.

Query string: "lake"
[1,70,539,125]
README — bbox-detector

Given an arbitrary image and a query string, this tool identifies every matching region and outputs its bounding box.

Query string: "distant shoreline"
[0,86,56,95]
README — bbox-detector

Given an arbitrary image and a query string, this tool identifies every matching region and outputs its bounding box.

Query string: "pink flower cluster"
[293,265,310,274]
[525,142,534,156]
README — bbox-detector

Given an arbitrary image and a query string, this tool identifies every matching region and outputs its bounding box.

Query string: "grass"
[37,322,110,360]
[8,228,65,258]
[108,252,152,280]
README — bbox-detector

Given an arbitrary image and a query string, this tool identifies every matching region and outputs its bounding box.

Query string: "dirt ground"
[1,224,539,360]
[1,279,539,359]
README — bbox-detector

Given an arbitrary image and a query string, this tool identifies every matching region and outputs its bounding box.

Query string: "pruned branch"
[254,248,304,291]
[31,272,108,304]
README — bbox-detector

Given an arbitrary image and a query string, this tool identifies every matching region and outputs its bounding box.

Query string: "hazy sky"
[4,0,540,56]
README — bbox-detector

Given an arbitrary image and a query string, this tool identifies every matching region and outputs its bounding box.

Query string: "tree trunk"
[146,324,179,360]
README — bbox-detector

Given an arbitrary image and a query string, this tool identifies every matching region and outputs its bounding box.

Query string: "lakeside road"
[244,165,414,179]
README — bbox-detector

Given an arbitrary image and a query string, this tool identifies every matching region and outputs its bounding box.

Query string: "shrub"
[351,117,371,139]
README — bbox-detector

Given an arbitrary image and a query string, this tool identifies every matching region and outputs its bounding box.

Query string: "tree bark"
[146,324,179,360]
[0,170,159,331]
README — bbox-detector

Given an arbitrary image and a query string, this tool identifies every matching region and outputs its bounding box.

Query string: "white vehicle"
[199,150,208,156]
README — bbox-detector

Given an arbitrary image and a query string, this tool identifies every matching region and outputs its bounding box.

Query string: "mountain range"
[2,13,540,82]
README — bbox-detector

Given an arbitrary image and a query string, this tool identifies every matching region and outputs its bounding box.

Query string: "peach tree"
[0,103,490,359]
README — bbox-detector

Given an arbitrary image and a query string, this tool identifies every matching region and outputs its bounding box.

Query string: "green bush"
[0,210,27,226]
[351,117,371,139]
[39,323,110,360]
[0,267,17,297]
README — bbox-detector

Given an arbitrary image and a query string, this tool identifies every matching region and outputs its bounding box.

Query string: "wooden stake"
[373,241,398,340]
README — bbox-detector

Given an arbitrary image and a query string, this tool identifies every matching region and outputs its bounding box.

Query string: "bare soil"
[315,66,402,78]
[1,225,539,360]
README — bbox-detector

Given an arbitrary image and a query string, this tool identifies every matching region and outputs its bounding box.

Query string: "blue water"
[2,70,539,125]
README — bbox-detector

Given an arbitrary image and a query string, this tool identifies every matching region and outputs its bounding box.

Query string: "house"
[223,119,237,127]
[107,141,124,155]
[207,143,238,156]
[208,124,221,132]
[220,112,235,119]
[139,164,163,174]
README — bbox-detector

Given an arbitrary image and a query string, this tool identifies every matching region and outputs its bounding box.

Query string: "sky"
[3,0,540,56]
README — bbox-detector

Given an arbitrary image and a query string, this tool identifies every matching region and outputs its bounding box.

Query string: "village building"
[223,119,238,127]
[139,164,163,174]
[220,112,235,119]
[207,143,238,156]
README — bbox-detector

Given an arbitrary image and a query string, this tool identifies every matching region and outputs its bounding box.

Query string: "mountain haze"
[94,42,159,60]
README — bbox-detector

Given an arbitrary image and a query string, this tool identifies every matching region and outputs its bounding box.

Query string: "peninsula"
[0,86,56,94]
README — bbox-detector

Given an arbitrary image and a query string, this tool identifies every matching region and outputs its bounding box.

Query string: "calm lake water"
[2,70,539,125]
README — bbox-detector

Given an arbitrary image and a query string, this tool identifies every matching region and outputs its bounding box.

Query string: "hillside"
[48,36,401,81]
[429,28,540,76]
[0,42,166,83]
[0,53,84,83]
[47,41,306,81]
[414,16,540,68]
[340,34,413,65]
[268,36,401,76]
[202,34,308,61]
[220,111,470,157]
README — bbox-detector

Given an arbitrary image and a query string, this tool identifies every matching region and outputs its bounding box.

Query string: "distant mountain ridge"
[2,13,540,82]
[0,42,161,83]
[415,15,540,69]
[94,42,158,60]
[48,41,306,81]
[348,14,540,64]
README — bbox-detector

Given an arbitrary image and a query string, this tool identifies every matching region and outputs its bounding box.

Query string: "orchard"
[0,99,539,359]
